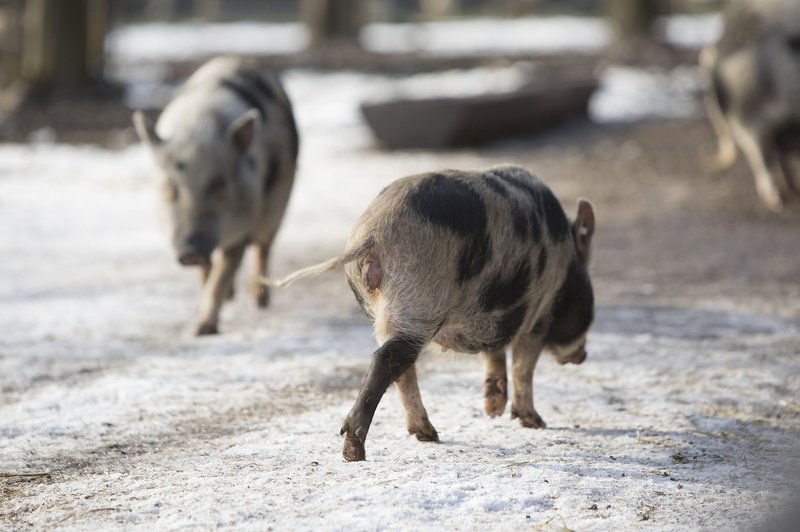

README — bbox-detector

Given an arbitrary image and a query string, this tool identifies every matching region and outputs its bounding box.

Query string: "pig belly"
[433,314,511,354]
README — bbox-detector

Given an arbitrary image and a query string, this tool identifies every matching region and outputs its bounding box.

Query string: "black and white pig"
[273,165,595,461]
[134,56,298,335]
[700,0,800,212]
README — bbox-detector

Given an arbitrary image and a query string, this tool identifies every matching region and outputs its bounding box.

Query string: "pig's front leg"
[395,364,438,442]
[196,243,246,335]
[482,350,507,418]
[510,336,546,428]
[199,262,234,300]
[341,335,424,461]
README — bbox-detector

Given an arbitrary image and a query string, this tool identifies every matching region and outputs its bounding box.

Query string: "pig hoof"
[483,378,507,418]
[226,286,235,301]
[409,417,439,442]
[342,433,366,462]
[511,407,546,429]
[195,322,219,336]
[255,287,270,308]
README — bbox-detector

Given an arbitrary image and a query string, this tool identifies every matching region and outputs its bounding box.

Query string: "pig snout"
[177,233,216,267]
[568,348,587,365]
[556,347,587,366]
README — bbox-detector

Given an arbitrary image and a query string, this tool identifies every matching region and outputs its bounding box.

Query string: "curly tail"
[263,237,374,288]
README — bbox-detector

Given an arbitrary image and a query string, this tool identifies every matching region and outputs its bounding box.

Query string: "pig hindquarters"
[274,166,595,461]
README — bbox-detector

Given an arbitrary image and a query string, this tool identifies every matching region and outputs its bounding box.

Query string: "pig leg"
[482,350,507,418]
[341,335,425,461]
[199,263,234,300]
[199,263,211,286]
[395,364,438,442]
[777,149,800,198]
[251,240,273,308]
[196,243,246,335]
[704,92,738,171]
[510,336,546,429]
[730,120,784,211]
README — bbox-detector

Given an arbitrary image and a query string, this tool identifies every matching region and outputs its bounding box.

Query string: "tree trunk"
[607,0,663,40]
[301,0,366,48]
[21,0,107,93]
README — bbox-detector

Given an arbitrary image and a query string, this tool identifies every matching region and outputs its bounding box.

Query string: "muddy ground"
[1,99,799,530]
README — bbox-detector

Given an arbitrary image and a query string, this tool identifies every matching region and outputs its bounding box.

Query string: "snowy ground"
[2,15,800,532]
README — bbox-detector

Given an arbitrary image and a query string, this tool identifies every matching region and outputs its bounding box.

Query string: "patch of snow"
[106,21,309,63]
[107,13,722,65]
[657,13,723,49]
[361,16,611,55]
[589,65,704,123]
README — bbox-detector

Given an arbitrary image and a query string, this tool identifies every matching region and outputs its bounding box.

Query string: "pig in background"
[272,166,595,461]
[134,56,298,335]
[701,0,800,212]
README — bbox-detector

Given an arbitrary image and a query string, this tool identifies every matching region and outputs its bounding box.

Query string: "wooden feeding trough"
[361,66,597,149]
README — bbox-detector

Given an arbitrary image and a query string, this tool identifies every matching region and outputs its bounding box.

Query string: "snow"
[360,16,610,55]
[2,12,798,532]
[107,21,310,62]
[107,13,722,64]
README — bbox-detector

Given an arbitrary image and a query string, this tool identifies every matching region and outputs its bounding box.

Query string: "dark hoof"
[409,417,439,442]
[195,322,219,336]
[511,407,546,429]
[255,287,270,309]
[483,378,507,418]
[342,432,366,462]
[226,286,235,301]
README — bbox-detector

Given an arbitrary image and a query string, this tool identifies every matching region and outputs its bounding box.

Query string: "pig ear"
[228,109,261,153]
[132,111,163,149]
[573,198,595,265]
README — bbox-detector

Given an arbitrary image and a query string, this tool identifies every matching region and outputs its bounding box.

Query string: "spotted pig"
[274,165,595,461]
[700,0,800,211]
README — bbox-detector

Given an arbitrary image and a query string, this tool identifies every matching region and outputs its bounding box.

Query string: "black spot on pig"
[485,176,509,197]
[545,261,594,346]
[382,334,427,382]
[787,35,800,54]
[536,247,548,278]
[480,259,531,311]
[408,175,487,237]
[409,175,491,283]
[235,68,277,101]
[529,318,549,337]
[540,188,570,242]
[495,173,545,242]
[220,79,267,120]
[264,158,280,192]
[457,232,491,283]
[493,304,528,346]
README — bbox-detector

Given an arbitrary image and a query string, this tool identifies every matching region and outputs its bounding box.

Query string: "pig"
[272,165,595,461]
[700,0,800,212]
[133,56,298,335]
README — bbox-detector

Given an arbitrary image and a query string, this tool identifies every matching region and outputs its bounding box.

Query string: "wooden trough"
[361,68,597,149]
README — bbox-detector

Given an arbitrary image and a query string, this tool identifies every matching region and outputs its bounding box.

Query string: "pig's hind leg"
[482,350,508,418]
[396,364,438,442]
[341,334,428,461]
[251,240,274,308]
[510,335,546,429]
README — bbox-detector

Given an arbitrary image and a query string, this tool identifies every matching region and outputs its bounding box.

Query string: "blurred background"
[0,0,725,144]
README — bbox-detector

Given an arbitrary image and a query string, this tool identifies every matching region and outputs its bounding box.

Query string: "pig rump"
[271,166,595,461]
